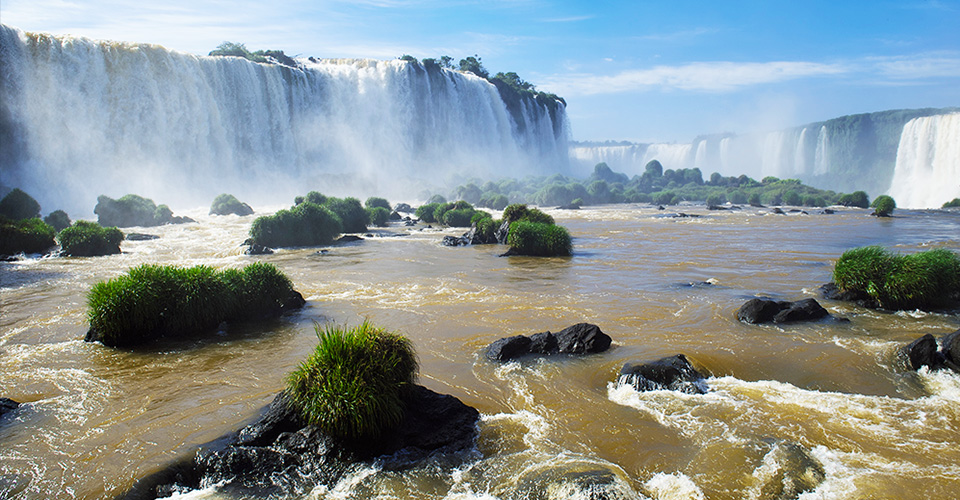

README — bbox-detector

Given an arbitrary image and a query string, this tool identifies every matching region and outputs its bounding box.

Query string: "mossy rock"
[507,220,572,257]
[210,193,253,216]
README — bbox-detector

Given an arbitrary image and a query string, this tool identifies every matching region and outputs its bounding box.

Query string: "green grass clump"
[0,217,56,255]
[57,221,123,257]
[95,194,179,227]
[210,193,254,216]
[502,203,554,225]
[322,197,368,233]
[364,197,391,210]
[415,202,440,223]
[442,208,475,227]
[287,321,419,440]
[366,206,390,227]
[87,262,297,347]
[870,195,896,217]
[250,202,342,248]
[507,220,572,257]
[833,246,960,310]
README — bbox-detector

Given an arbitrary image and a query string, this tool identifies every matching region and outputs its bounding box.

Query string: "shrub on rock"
[57,221,123,257]
[249,202,342,248]
[367,206,390,227]
[210,193,254,216]
[833,246,960,310]
[870,195,896,217]
[0,188,41,220]
[415,202,440,223]
[95,194,192,227]
[364,197,391,210]
[86,262,304,347]
[0,217,56,255]
[287,322,418,440]
[507,220,572,257]
[44,210,71,231]
[323,197,367,233]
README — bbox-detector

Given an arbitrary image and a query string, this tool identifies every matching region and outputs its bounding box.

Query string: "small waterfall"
[794,127,809,175]
[694,140,708,167]
[0,25,569,214]
[888,113,960,208]
[814,126,830,176]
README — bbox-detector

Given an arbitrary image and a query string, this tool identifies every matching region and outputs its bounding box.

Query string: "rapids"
[2,204,959,499]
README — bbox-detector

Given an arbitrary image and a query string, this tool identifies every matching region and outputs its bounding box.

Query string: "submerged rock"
[818,282,878,309]
[125,233,159,241]
[513,462,634,500]
[334,235,364,244]
[737,298,829,324]
[751,440,826,500]
[618,354,708,394]
[121,386,479,500]
[243,243,274,255]
[485,323,612,362]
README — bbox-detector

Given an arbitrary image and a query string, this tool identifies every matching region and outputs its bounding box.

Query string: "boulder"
[494,219,511,245]
[126,233,159,241]
[737,298,829,324]
[618,354,707,394]
[334,235,363,244]
[940,329,960,370]
[389,211,402,220]
[243,243,274,255]
[753,440,826,499]
[818,282,878,309]
[0,398,19,419]
[485,323,612,362]
[393,203,413,213]
[120,386,479,500]
[900,334,942,370]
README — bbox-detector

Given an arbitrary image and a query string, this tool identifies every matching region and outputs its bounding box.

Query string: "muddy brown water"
[1,205,959,499]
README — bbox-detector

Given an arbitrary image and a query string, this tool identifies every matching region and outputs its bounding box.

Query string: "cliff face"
[0,25,570,214]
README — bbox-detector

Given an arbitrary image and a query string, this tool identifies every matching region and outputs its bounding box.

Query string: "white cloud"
[543,60,848,95]
[871,54,960,80]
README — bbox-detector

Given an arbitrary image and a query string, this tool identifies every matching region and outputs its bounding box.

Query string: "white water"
[0,25,569,216]
[887,113,960,209]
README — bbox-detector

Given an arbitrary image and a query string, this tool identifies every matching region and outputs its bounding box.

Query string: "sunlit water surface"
[2,205,959,499]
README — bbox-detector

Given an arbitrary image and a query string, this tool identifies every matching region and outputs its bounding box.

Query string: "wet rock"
[121,386,479,500]
[939,329,960,370]
[389,211,402,220]
[750,202,765,208]
[818,282,878,309]
[485,323,612,362]
[514,462,632,500]
[334,235,363,244]
[752,440,826,500]
[618,354,707,394]
[393,203,413,213]
[820,209,835,214]
[125,233,159,241]
[737,298,829,324]
[0,398,19,419]
[243,243,273,255]
[674,212,700,218]
[771,208,785,215]
[707,205,727,210]
[900,334,942,370]
[494,219,511,244]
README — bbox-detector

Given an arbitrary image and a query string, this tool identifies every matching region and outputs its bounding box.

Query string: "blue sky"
[3,0,959,142]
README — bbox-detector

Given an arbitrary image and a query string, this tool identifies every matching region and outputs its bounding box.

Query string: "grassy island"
[86,262,302,347]
[287,322,418,440]
[58,221,123,257]
[833,246,960,310]
[0,217,56,255]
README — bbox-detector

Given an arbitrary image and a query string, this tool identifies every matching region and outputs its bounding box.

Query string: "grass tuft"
[833,246,960,310]
[507,220,572,257]
[57,221,123,256]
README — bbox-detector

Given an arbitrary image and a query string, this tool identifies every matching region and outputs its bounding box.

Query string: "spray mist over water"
[0,25,569,216]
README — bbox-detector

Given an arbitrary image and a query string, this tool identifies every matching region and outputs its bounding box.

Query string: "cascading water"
[0,25,569,215]
[814,125,830,175]
[887,113,960,209]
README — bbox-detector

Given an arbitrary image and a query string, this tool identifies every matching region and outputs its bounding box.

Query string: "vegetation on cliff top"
[287,321,418,440]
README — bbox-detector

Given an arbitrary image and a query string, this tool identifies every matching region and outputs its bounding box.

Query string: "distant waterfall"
[0,25,569,214]
[888,114,960,209]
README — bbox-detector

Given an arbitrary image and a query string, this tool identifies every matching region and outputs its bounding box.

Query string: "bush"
[427,194,447,204]
[782,190,802,206]
[0,217,56,255]
[87,262,297,347]
[415,203,440,223]
[210,193,254,216]
[507,220,572,257]
[58,221,123,257]
[295,191,327,206]
[250,202,342,247]
[833,246,960,310]
[367,206,390,227]
[95,194,176,227]
[286,321,418,440]
[838,191,870,208]
[475,217,500,243]
[365,197,391,210]
[44,210,71,231]
[871,195,896,217]
[323,197,367,233]
[705,193,725,207]
[502,204,554,225]
[442,208,475,227]
[0,188,41,220]
[944,198,960,208]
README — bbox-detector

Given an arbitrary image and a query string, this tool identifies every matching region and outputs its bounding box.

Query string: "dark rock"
[494,219,511,245]
[556,203,581,210]
[334,235,363,244]
[730,205,742,210]
[657,205,665,210]
[554,323,612,354]
[389,211,402,220]
[940,329,960,369]
[120,386,479,500]
[243,243,273,255]
[528,331,558,355]
[819,282,878,308]
[674,212,700,218]
[737,298,830,324]
[755,440,826,499]
[820,209,835,214]
[485,335,533,361]
[0,398,19,419]
[125,233,159,241]
[514,463,630,499]
[280,290,306,314]
[771,208,785,215]
[393,203,413,213]
[750,202,765,208]
[707,205,727,210]
[442,235,470,247]
[788,209,803,213]
[618,354,707,394]
[169,216,196,225]
[900,334,943,371]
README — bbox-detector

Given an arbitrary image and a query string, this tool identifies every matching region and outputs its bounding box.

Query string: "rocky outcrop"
[120,385,479,500]
[0,398,19,419]
[899,329,960,372]
[243,243,273,255]
[485,323,612,362]
[737,298,829,324]
[617,354,708,394]
[819,282,878,308]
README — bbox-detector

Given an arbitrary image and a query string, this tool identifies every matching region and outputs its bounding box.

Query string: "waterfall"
[887,113,960,209]
[794,127,809,175]
[813,126,829,176]
[0,25,569,214]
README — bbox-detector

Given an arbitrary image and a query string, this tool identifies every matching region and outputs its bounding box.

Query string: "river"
[2,204,959,499]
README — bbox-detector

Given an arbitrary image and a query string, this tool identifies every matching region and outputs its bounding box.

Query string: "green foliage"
[507,221,572,257]
[296,191,327,206]
[427,194,447,204]
[0,217,56,255]
[209,42,296,67]
[323,197,368,233]
[398,54,418,63]
[0,188,41,220]
[44,210,71,231]
[838,191,870,208]
[501,204,554,225]
[210,193,253,216]
[782,190,802,206]
[57,221,123,257]
[870,195,896,216]
[442,208,475,227]
[478,192,509,210]
[365,197,391,210]
[95,194,173,227]
[250,202,342,247]
[415,203,440,223]
[705,193,725,207]
[367,206,390,227]
[833,246,960,310]
[286,321,418,440]
[87,262,296,347]
[943,198,960,208]
[458,55,489,79]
